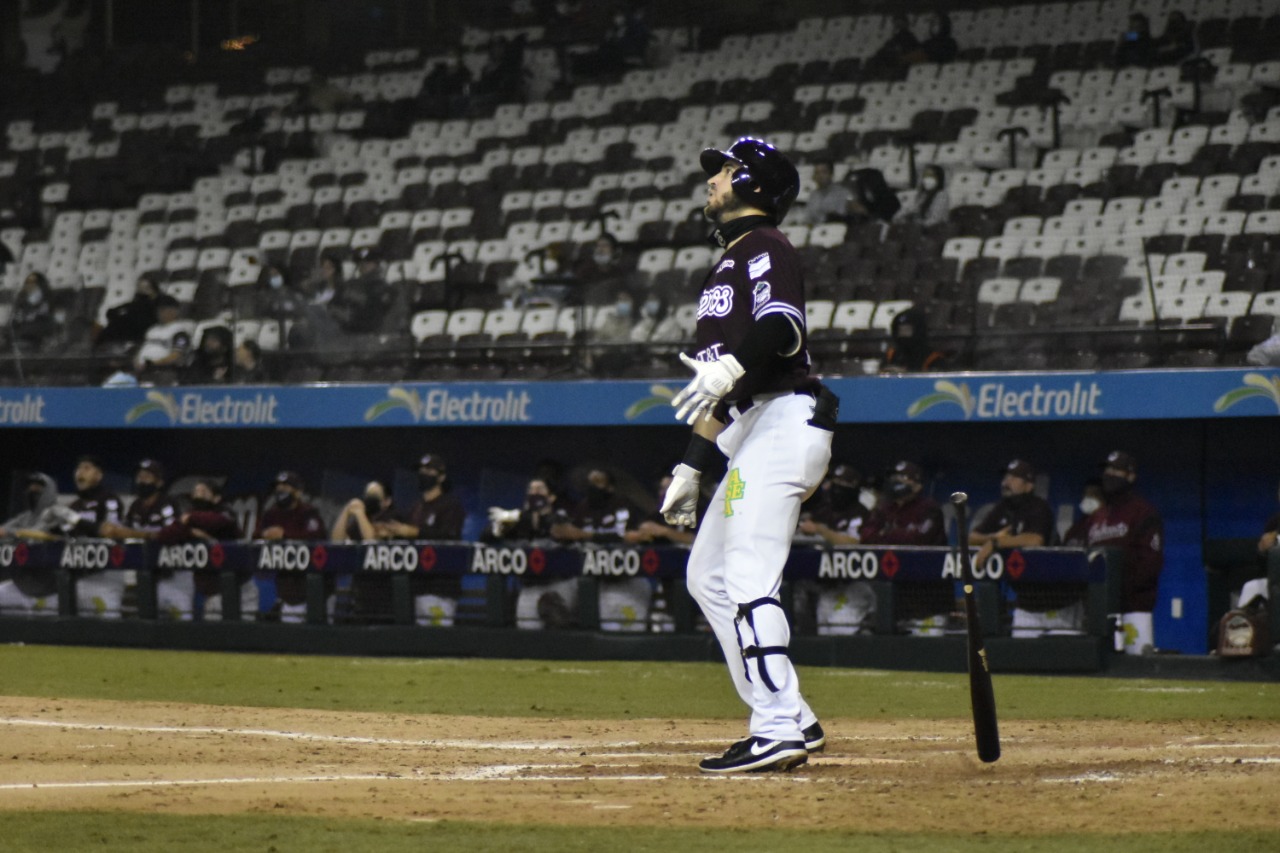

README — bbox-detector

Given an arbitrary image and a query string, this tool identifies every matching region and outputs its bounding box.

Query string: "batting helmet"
[700,137,801,223]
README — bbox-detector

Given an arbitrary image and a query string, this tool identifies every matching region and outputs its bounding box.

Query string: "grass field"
[2,644,1278,852]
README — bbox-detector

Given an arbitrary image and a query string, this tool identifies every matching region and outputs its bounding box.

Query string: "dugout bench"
[0,539,1130,673]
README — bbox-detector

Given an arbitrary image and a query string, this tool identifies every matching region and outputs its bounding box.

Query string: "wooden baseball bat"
[950,491,1001,763]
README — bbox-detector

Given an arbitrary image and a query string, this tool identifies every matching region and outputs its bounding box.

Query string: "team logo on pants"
[723,468,746,516]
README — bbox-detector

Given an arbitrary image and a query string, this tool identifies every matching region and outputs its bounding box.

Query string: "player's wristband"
[681,433,724,474]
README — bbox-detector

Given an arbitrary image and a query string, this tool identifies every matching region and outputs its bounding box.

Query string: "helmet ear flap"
[730,167,761,205]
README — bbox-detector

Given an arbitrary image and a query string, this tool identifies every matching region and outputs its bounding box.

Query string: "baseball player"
[67,455,127,617]
[255,471,328,623]
[660,137,838,773]
[100,459,190,619]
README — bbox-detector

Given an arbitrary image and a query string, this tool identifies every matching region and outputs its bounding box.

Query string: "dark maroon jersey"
[407,493,465,540]
[860,494,947,546]
[975,494,1056,545]
[124,495,179,533]
[694,226,811,400]
[1086,491,1163,612]
[255,501,326,540]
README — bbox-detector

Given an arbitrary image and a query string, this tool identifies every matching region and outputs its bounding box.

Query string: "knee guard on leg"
[733,597,793,693]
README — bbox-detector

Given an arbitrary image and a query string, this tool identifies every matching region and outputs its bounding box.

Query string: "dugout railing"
[0,539,1138,673]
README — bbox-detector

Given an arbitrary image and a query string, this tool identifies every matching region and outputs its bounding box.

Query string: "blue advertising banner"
[0,540,1102,585]
[0,368,1276,428]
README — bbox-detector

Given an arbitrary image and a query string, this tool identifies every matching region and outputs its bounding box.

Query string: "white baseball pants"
[687,392,832,742]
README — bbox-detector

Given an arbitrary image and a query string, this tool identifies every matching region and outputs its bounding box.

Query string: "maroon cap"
[418,453,446,472]
[137,458,166,481]
[275,470,304,489]
[891,460,923,482]
[1103,450,1137,474]
[1004,459,1035,481]
[830,463,860,486]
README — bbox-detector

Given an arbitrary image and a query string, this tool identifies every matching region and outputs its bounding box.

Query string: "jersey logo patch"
[723,468,746,517]
[752,280,771,308]
[697,283,734,319]
[748,252,772,279]
[715,259,735,273]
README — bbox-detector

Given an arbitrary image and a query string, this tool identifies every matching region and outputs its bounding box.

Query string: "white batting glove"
[671,353,745,424]
[487,507,521,525]
[660,463,701,527]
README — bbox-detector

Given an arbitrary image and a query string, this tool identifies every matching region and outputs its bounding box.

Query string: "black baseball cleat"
[698,737,808,774]
[802,721,826,754]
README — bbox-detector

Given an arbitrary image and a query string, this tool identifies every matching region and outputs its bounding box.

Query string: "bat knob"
[950,491,968,504]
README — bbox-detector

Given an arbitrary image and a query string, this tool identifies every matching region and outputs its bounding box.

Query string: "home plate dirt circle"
[1,697,1278,834]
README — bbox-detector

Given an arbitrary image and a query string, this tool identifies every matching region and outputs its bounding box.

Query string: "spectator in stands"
[420,49,472,119]
[476,34,529,102]
[328,247,392,334]
[99,459,192,620]
[881,306,947,372]
[861,460,950,635]
[1151,11,1195,65]
[133,294,191,377]
[1062,478,1104,546]
[1085,450,1164,654]
[552,467,634,543]
[1245,318,1280,366]
[573,233,627,305]
[1115,13,1155,68]
[630,294,687,344]
[255,471,328,623]
[0,472,64,617]
[969,460,1079,638]
[304,253,342,307]
[154,478,250,621]
[10,272,56,352]
[70,455,127,618]
[94,273,159,350]
[798,161,855,226]
[591,290,640,374]
[917,12,958,64]
[254,263,305,329]
[866,13,919,78]
[186,324,234,384]
[232,340,267,383]
[377,453,466,626]
[897,165,951,229]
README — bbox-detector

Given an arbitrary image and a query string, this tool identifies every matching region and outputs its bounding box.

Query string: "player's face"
[704,161,745,223]
[191,482,214,502]
[74,462,102,491]
[1000,473,1034,498]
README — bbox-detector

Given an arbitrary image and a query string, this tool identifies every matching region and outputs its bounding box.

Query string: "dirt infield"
[1,696,1278,834]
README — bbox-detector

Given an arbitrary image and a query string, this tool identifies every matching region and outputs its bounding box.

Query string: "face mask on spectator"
[363,495,382,516]
[274,489,296,507]
[190,498,216,511]
[527,493,549,512]
[26,489,42,510]
[887,479,915,500]
[269,274,284,289]
[593,249,612,266]
[922,176,939,190]
[615,301,631,318]
[1101,474,1131,496]
[134,481,159,499]
[24,288,43,304]
[418,473,440,492]
[642,299,660,318]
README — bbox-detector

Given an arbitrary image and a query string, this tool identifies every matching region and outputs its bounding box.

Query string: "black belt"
[733,386,840,431]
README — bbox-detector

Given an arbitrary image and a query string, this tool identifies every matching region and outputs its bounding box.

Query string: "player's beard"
[705,188,747,224]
